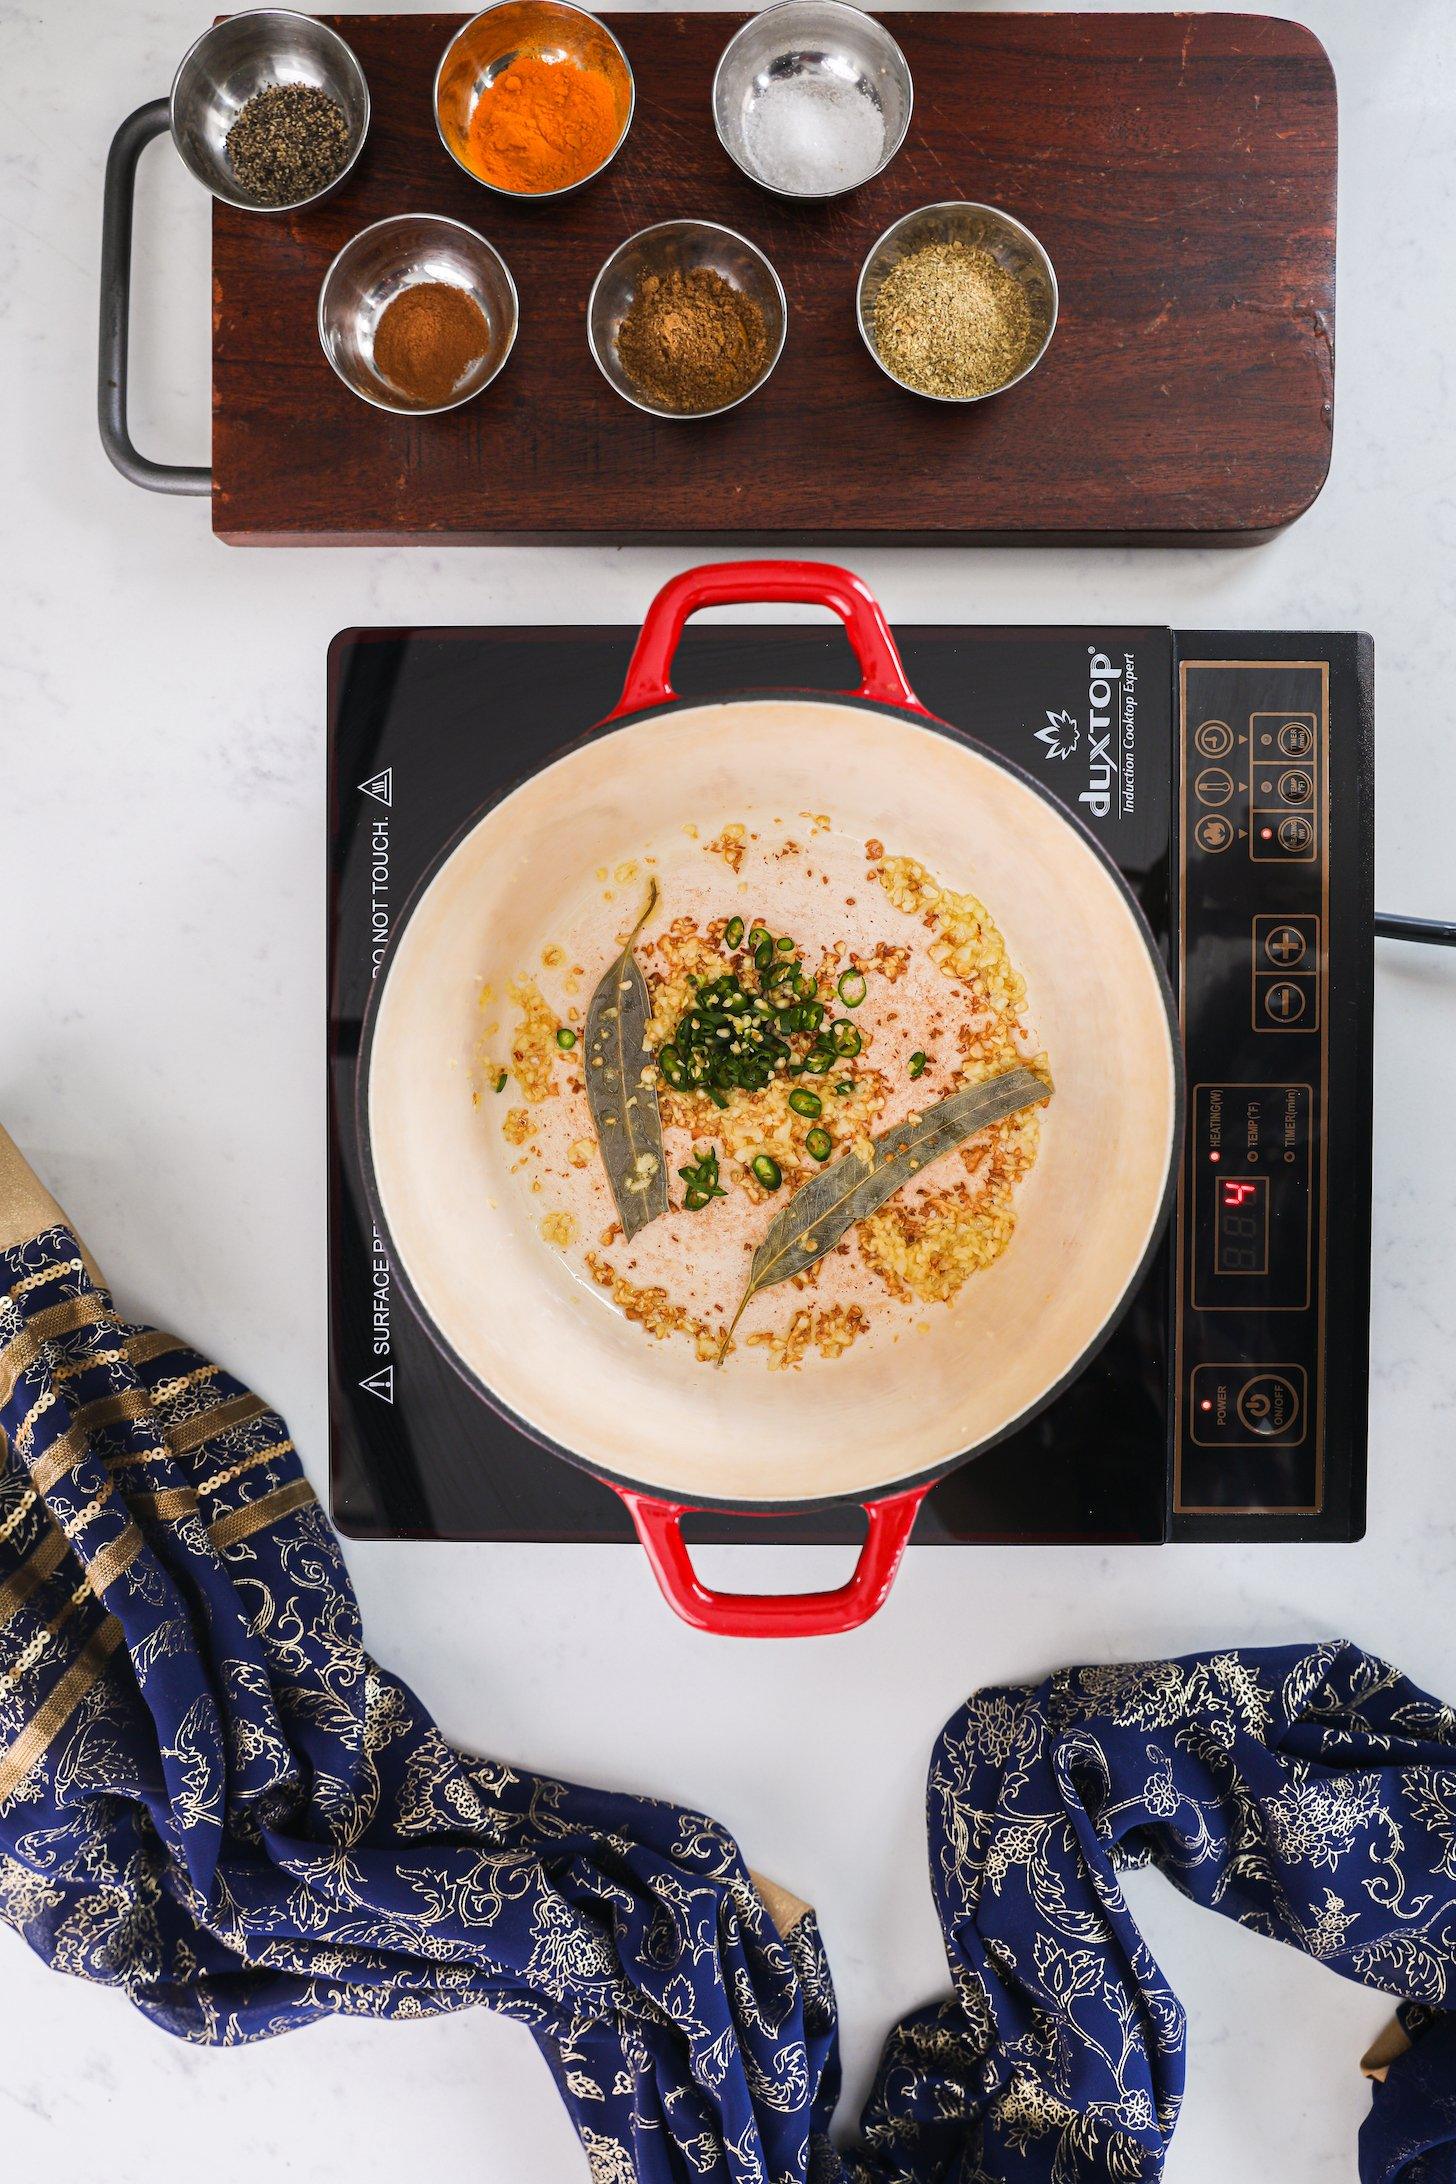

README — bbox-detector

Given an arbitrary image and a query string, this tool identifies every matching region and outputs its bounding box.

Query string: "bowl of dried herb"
[587,219,788,421]
[169,9,370,214]
[856,201,1058,405]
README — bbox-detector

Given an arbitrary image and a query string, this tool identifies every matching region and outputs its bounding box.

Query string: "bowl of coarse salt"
[712,0,911,201]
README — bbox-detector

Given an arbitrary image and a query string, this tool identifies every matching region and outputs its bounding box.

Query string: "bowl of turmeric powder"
[434,0,635,200]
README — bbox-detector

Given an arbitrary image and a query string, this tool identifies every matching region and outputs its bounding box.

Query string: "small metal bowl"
[435,0,634,201]
[169,9,369,213]
[587,220,787,421]
[857,200,1058,403]
[713,0,911,201]
[318,216,519,415]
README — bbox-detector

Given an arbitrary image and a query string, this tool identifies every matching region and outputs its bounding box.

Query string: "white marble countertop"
[3,0,1455,2174]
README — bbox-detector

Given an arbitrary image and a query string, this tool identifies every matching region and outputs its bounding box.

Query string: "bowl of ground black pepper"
[170,10,369,213]
[588,220,787,420]
[318,216,519,415]
[856,201,1058,404]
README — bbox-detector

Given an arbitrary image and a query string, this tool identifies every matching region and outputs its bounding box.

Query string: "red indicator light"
[1260,825,1273,839]
[1209,1149,1220,1163]
[1200,1399,1213,1412]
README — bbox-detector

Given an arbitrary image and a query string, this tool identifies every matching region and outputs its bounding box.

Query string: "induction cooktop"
[327,622,1373,1547]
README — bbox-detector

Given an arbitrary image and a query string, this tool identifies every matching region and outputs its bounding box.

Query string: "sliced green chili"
[751,1154,782,1191]
[493,1069,507,1094]
[678,1146,726,1210]
[835,1080,854,1095]
[555,1026,576,1049]
[788,1089,822,1118]
[805,1128,833,1161]
[836,967,867,1008]
[657,925,871,1113]
[908,1050,928,1079]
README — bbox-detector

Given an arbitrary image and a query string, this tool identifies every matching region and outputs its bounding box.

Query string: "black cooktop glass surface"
[328,623,1371,1548]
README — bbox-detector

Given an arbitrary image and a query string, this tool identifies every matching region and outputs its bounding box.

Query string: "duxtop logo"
[1035,709,1080,761]
[1030,650,1123,820]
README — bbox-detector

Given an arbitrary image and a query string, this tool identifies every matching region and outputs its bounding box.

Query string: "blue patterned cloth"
[2,1220,1453,2183]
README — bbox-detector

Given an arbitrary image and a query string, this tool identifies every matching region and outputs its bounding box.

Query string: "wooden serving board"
[211,11,1337,545]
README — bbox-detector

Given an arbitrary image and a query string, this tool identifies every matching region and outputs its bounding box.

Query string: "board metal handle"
[611,560,927,719]
[613,1483,929,1637]
[99,99,211,496]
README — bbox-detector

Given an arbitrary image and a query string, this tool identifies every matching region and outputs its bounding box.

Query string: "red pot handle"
[612,1482,929,1637]
[609,559,928,719]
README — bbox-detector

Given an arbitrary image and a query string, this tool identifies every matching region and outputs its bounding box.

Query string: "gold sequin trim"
[149,1363,221,1405]
[73,1385,154,1435]
[167,1391,269,1455]
[0,1293,112,1410]
[0,1485,39,1549]
[0,1524,68,1634]
[7,1257,83,1302]
[13,1384,57,1454]
[0,1476,319,1803]
[129,1487,198,1522]
[125,1329,187,1367]
[82,1524,143,1602]
[193,1438,297,1499]
[29,1420,91,1495]
[210,1477,315,1549]
[0,1617,123,1804]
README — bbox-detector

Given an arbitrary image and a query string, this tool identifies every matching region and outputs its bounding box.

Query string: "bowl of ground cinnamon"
[318,215,519,415]
[588,220,787,420]
[434,0,634,200]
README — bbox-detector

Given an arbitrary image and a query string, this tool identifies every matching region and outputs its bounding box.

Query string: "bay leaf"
[718,1063,1051,1360]
[585,880,669,1241]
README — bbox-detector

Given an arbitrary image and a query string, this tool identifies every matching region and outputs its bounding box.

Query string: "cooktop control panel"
[1172,649,1372,1541]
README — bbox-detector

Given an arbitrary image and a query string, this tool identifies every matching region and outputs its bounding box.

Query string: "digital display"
[1215,1175,1269,1275]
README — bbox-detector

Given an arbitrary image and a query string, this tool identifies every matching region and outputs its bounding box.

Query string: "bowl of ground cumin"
[856,201,1058,404]
[588,219,787,419]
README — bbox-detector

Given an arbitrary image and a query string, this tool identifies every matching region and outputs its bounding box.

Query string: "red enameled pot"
[361,562,1182,1636]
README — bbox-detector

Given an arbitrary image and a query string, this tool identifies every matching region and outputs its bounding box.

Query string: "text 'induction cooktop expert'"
[328,623,1373,1547]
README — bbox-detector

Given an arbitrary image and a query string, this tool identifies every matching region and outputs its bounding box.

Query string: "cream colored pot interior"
[367,698,1179,1506]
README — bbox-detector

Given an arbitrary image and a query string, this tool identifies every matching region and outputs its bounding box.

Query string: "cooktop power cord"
[1374,912,1456,947]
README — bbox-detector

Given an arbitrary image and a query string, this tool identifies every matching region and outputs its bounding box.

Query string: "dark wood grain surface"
[211,11,1337,545]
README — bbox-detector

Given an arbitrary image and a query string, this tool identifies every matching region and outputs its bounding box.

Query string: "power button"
[1236,1373,1303,1438]
[1190,1363,1308,1447]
